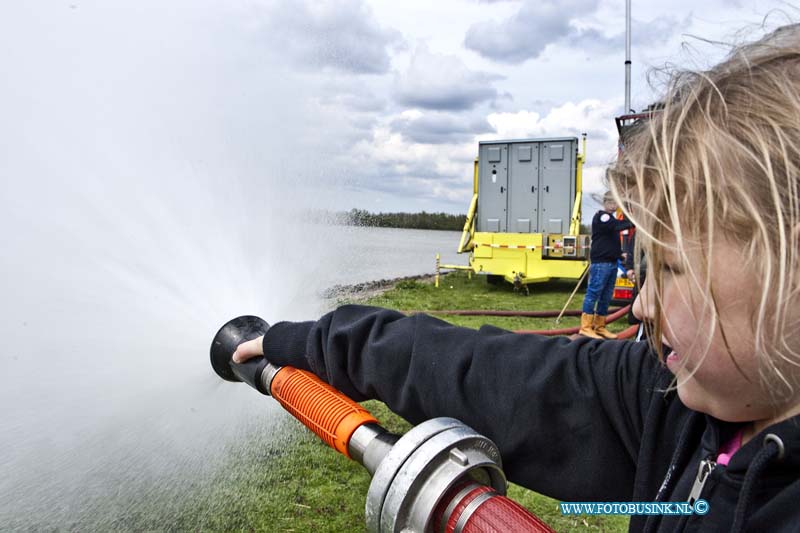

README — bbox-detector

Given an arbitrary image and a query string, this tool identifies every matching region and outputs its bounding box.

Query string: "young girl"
[234,26,800,532]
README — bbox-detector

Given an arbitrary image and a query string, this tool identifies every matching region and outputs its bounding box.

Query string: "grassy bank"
[126,272,630,532]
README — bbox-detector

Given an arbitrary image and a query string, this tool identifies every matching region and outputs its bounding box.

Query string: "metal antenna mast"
[625,0,632,113]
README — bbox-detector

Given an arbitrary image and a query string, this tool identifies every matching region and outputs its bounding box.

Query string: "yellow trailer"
[438,135,590,291]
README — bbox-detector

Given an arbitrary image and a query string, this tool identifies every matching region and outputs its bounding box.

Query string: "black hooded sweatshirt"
[262,305,800,532]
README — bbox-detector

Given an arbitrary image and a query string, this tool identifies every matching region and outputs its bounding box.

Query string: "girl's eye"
[663,263,682,275]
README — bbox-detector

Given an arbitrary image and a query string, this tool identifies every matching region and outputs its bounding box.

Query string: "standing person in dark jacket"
[232,27,800,532]
[579,191,634,339]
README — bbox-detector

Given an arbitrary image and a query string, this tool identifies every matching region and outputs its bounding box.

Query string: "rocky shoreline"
[321,273,437,303]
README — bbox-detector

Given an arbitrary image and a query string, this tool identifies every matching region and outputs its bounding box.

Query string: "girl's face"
[633,239,800,423]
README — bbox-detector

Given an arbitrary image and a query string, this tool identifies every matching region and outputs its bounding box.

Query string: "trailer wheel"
[487,275,504,286]
[514,284,530,296]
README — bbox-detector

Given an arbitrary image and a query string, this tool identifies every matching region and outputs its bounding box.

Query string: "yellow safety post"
[569,133,587,236]
[554,265,589,325]
[456,159,480,254]
[457,195,478,253]
[435,254,440,288]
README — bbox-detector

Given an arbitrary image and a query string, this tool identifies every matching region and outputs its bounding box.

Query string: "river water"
[306,225,463,287]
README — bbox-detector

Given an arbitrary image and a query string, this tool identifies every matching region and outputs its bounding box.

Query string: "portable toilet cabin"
[457,136,590,286]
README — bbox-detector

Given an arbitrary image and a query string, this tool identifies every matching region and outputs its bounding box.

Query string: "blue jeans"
[582,262,618,316]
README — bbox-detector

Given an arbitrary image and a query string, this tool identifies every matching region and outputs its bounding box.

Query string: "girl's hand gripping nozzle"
[210,315,273,393]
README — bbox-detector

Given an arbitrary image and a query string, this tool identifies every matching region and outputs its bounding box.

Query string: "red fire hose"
[405,306,634,337]
[514,305,631,335]
[406,307,621,318]
[434,482,553,532]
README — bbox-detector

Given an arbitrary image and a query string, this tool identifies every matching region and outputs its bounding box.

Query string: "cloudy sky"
[2,0,797,218]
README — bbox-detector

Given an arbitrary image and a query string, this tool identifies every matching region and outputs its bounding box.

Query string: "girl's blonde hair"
[609,24,800,401]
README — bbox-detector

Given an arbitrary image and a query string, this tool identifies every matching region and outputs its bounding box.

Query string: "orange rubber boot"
[579,313,602,339]
[593,315,618,339]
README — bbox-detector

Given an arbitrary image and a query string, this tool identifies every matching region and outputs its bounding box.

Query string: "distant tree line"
[345,209,465,231]
[313,209,590,233]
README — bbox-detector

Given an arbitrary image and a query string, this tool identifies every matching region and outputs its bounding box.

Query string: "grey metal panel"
[476,137,577,235]
[538,139,576,234]
[477,143,508,232]
[480,137,578,145]
[508,143,539,233]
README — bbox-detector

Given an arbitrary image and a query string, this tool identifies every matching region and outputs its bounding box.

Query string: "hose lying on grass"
[404,307,622,318]
[404,305,636,338]
[513,305,631,336]
[612,324,640,340]
[514,322,639,338]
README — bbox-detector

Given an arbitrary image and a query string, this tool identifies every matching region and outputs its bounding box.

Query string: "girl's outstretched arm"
[259,304,662,501]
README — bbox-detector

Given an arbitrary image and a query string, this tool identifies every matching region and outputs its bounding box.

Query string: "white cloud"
[315,79,389,113]
[394,44,503,110]
[255,0,402,74]
[486,99,617,141]
[341,121,478,208]
[464,0,599,64]
[569,15,690,52]
[391,111,495,144]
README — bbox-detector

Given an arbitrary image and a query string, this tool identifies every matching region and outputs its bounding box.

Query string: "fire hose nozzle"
[210,315,274,394]
[210,315,378,457]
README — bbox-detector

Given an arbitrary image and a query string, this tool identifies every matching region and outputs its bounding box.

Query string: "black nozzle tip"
[210,315,270,382]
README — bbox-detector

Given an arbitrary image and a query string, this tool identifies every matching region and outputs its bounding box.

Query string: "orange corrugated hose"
[270,367,377,458]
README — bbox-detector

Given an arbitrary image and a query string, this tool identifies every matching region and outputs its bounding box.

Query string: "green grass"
[116,272,630,532]
[363,271,629,334]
